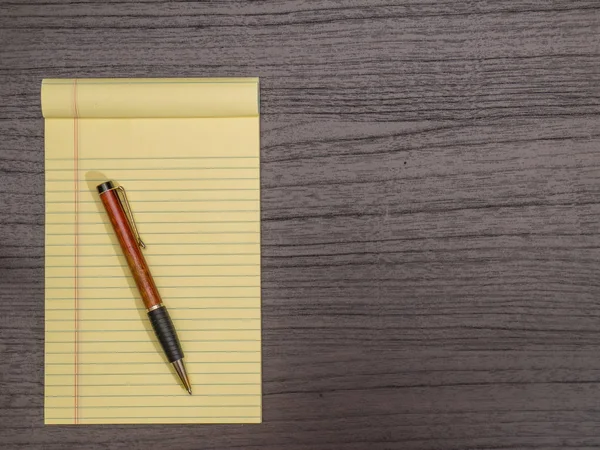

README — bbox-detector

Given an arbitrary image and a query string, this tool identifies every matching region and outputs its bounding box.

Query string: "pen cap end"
[97,180,115,194]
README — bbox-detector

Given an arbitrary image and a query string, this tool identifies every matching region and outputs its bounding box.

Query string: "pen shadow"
[84,172,165,360]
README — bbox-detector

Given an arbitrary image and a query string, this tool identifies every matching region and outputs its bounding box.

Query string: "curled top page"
[41,78,259,118]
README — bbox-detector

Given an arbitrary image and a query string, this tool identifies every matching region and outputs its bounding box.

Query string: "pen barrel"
[98,186,163,311]
[148,306,184,362]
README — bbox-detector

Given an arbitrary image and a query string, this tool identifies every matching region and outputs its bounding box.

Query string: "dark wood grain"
[1,0,600,448]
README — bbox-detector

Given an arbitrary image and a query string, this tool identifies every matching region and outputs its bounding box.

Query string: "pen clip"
[116,186,146,249]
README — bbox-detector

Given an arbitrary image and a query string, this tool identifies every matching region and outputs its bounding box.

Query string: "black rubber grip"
[147,306,184,363]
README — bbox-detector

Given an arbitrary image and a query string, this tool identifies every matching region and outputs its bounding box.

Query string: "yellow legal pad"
[42,78,261,424]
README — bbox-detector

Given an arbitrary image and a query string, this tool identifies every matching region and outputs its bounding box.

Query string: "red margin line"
[73,78,79,424]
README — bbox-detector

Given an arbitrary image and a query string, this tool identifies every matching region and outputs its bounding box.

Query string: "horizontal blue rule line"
[47,318,259,321]
[46,295,260,300]
[46,286,260,289]
[47,372,260,376]
[47,264,259,267]
[46,300,259,303]
[46,156,259,160]
[45,253,260,256]
[47,239,260,243]
[46,296,258,299]
[46,298,258,301]
[47,394,260,397]
[47,189,260,193]
[54,174,259,180]
[46,275,257,278]
[48,297,255,302]
[47,178,260,182]
[47,361,258,365]
[47,167,259,171]
[46,243,258,246]
[49,329,261,332]
[46,383,259,386]
[46,271,258,276]
[47,340,261,343]
[46,253,258,256]
[47,233,258,236]
[47,405,259,409]
[47,262,259,265]
[47,210,260,214]
[46,221,259,224]
[48,323,258,326]
[46,310,259,313]
[48,202,258,206]
[46,350,260,354]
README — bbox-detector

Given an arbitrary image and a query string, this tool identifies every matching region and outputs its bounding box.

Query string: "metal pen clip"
[116,185,146,249]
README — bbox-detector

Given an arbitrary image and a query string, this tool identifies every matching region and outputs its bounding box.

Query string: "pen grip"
[148,306,184,362]
[99,188,163,311]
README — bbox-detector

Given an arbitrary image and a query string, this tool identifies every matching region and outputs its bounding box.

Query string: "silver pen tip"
[172,359,192,395]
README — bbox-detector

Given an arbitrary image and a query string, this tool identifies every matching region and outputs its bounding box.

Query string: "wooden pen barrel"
[97,183,163,311]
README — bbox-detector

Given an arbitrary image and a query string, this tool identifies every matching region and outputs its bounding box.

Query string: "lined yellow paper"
[43,78,261,424]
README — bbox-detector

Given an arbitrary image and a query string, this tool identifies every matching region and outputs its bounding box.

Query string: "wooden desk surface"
[1,1,600,448]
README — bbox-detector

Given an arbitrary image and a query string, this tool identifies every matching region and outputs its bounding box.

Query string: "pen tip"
[172,359,192,396]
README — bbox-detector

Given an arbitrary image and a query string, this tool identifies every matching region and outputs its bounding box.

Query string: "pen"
[96,180,192,395]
